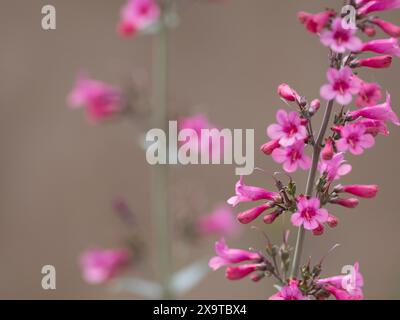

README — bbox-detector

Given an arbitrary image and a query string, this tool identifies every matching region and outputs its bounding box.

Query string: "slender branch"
[290,99,334,279]
[151,22,172,298]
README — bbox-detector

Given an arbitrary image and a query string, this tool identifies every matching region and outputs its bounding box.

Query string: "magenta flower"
[277,83,299,102]
[358,0,400,15]
[356,55,392,69]
[227,176,279,207]
[118,0,160,37]
[320,18,363,53]
[371,18,400,38]
[320,67,360,105]
[361,38,400,57]
[208,238,261,271]
[332,198,360,208]
[336,124,375,155]
[237,202,274,224]
[267,110,308,147]
[317,262,364,300]
[349,93,400,126]
[269,280,308,300]
[225,264,260,280]
[356,81,382,107]
[291,197,329,231]
[337,184,378,199]
[297,10,334,34]
[260,140,280,155]
[272,140,312,173]
[68,74,122,123]
[79,248,130,284]
[355,119,389,136]
[318,152,352,182]
[197,204,239,238]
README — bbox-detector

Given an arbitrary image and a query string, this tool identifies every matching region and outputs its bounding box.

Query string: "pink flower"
[349,92,400,125]
[361,38,400,57]
[318,152,352,181]
[118,0,160,37]
[337,184,378,198]
[331,198,359,208]
[297,10,335,34]
[227,176,279,207]
[208,238,261,271]
[355,55,392,69]
[317,262,364,300]
[68,74,122,123]
[355,119,389,136]
[237,202,274,224]
[272,140,312,173]
[356,81,382,107]
[269,280,308,300]
[358,0,400,15]
[321,137,334,160]
[291,197,329,231]
[277,83,299,102]
[225,264,259,280]
[320,18,363,53]
[197,204,239,238]
[260,140,280,155]
[336,124,375,155]
[79,248,130,284]
[371,18,400,38]
[320,67,360,105]
[267,110,308,147]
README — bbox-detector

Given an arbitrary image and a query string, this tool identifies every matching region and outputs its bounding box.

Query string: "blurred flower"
[320,67,360,105]
[318,152,352,182]
[291,197,329,231]
[197,204,239,238]
[68,74,122,123]
[358,0,400,15]
[267,109,308,147]
[320,17,362,53]
[297,10,334,34]
[355,80,382,107]
[118,0,160,38]
[269,280,308,300]
[79,248,130,284]
[371,18,400,38]
[361,38,400,57]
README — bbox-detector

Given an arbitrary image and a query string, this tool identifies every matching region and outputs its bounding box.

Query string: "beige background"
[0,0,399,299]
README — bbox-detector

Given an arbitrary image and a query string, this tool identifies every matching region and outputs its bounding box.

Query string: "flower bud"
[312,223,324,236]
[363,26,376,37]
[331,198,359,208]
[321,137,334,160]
[250,273,265,282]
[354,55,392,69]
[309,99,321,114]
[277,83,298,102]
[263,211,280,224]
[225,264,258,280]
[340,184,379,199]
[371,18,400,38]
[237,202,272,224]
[327,214,339,228]
[260,140,280,155]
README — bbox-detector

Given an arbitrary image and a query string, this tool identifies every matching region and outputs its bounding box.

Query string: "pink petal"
[359,134,375,148]
[290,212,303,227]
[320,84,336,100]
[283,160,298,173]
[267,124,284,139]
[271,148,287,163]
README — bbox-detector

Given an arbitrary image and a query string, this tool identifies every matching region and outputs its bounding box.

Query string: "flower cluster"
[211,0,400,300]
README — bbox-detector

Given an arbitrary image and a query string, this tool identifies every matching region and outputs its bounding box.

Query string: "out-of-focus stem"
[151,22,172,298]
[290,99,334,279]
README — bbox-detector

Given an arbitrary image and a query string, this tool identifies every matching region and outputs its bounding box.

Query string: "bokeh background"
[0,0,399,299]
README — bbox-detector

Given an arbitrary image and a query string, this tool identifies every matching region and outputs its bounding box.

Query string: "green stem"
[151,22,172,298]
[290,100,334,279]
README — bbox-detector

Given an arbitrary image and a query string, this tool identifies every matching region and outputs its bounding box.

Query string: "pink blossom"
[68,74,122,123]
[331,198,359,208]
[358,0,400,15]
[225,264,259,280]
[317,262,364,300]
[320,18,363,53]
[356,81,382,107]
[272,140,312,173]
[208,238,261,271]
[361,38,400,57]
[321,137,334,160]
[79,248,130,284]
[237,202,274,224]
[338,184,378,198]
[197,204,239,238]
[336,124,375,155]
[277,83,299,102]
[371,18,400,38]
[227,176,279,207]
[118,0,160,37]
[309,99,321,114]
[297,10,335,34]
[320,67,360,105]
[355,119,389,136]
[318,152,352,181]
[349,92,400,125]
[291,197,329,231]
[269,280,308,300]
[260,140,280,155]
[267,110,308,147]
[356,55,392,69]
